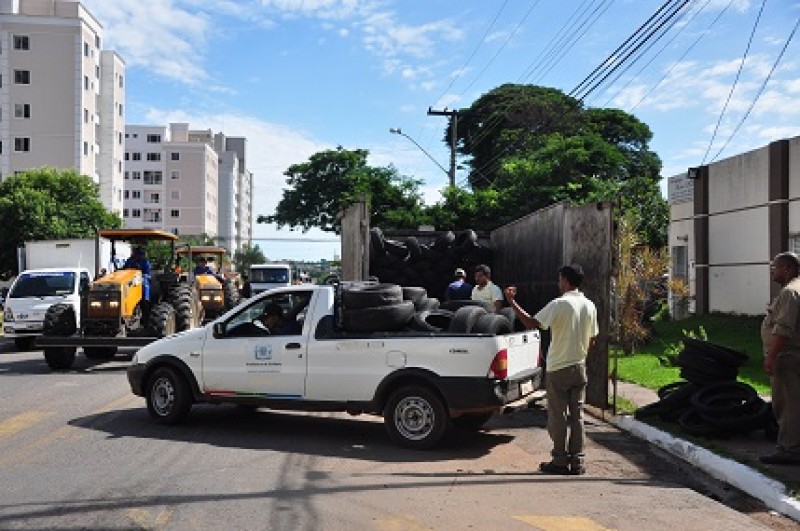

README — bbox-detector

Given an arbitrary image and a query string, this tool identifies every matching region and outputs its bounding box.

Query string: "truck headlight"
[90,301,103,308]
[109,301,120,308]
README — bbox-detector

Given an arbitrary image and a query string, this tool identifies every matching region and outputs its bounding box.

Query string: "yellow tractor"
[39,229,202,370]
[176,245,241,322]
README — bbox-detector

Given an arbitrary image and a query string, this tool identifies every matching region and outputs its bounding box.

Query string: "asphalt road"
[1,342,797,531]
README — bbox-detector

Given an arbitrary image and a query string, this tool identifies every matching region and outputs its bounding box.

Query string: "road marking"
[126,507,175,529]
[515,515,614,531]
[375,514,429,530]
[0,411,52,437]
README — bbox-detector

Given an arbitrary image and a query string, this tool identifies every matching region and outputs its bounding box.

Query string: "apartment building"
[0,0,125,215]
[123,123,253,256]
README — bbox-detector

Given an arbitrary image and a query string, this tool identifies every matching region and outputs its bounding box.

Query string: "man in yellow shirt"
[504,264,598,475]
[471,264,503,312]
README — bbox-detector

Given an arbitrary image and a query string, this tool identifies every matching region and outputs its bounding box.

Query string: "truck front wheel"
[146,367,192,424]
[384,385,449,450]
[44,347,76,370]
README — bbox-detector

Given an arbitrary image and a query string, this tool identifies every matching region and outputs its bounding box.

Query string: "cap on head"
[454,268,466,277]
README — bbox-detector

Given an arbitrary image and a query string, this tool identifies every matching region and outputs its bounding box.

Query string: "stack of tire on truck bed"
[338,281,516,334]
[634,338,777,439]
[369,228,493,301]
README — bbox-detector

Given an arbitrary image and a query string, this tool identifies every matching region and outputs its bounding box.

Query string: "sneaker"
[759,453,800,465]
[539,461,571,475]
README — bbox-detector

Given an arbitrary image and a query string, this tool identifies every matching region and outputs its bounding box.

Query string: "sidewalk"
[587,381,800,522]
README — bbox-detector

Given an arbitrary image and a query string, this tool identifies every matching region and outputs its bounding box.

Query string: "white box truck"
[18,238,130,275]
[249,263,293,295]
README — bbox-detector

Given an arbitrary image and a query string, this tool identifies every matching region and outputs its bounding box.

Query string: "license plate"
[18,313,28,319]
[520,379,534,395]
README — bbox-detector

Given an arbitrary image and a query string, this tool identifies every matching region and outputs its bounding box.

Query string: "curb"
[586,405,800,522]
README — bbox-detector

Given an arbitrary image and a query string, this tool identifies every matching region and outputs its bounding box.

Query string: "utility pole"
[427,107,458,188]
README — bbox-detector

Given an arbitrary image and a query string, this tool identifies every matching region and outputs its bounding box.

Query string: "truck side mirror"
[212,322,226,338]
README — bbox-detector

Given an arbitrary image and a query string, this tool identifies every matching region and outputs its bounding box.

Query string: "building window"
[83,142,88,156]
[171,209,180,218]
[84,108,89,123]
[118,132,123,144]
[147,152,161,161]
[124,171,129,180]
[171,190,180,200]
[95,65,100,79]
[84,42,89,57]
[13,35,29,50]
[123,209,129,217]
[119,104,123,117]
[146,134,161,143]
[171,152,180,161]
[146,193,160,204]
[143,171,163,185]
[14,70,30,84]
[119,75,124,89]
[14,137,30,152]
[125,133,129,138]
[132,190,141,199]
[132,152,141,161]
[124,152,130,161]
[84,75,89,90]
[124,190,130,199]
[132,209,141,218]
[132,171,141,180]
[95,35,100,48]
[170,170,180,180]
[15,104,31,119]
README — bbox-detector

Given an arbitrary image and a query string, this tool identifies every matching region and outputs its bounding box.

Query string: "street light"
[389,127,450,181]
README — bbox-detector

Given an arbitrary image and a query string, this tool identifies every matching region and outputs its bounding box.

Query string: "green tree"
[259,147,426,233]
[233,244,266,273]
[0,167,121,277]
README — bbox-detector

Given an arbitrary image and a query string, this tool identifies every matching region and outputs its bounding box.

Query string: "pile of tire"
[369,228,493,301]
[338,282,514,335]
[634,339,776,438]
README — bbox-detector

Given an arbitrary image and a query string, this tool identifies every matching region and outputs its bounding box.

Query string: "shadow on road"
[67,404,516,463]
[0,350,135,375]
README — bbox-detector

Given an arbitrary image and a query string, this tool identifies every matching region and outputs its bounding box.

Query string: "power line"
[701,0,767,165]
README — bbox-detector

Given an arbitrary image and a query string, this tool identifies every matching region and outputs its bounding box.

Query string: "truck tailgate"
[501,330,540,378]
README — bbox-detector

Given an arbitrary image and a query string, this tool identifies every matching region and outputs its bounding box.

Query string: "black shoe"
[759,453,800,465]
[539,461,571,475]
[569,464,586,475]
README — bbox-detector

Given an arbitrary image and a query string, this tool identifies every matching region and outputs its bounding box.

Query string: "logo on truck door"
[255,345,272,360]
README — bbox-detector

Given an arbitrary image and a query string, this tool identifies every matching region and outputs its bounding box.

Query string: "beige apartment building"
[123,123,253,256]
[0,0,125,215]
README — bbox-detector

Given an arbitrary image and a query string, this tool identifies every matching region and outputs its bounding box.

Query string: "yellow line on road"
[515,515,614,531]
[375,514,429,530]
[0,411,52,437]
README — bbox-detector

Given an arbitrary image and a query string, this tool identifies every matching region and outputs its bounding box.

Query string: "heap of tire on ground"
[369,228,493,301]
[634,338,777,439]
[337,281,517,335]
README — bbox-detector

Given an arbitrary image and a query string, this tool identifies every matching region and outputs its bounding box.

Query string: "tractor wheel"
[149,303,177,337]
[171,285,199,332]
[44,347,77,370]
[43,304,77,336]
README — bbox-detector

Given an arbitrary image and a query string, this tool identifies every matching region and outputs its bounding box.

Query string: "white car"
[127,284,542,449]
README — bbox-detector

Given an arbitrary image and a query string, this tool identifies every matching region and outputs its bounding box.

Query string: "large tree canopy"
[0,167,122,277]
[448,84,667,246]
[259,147,427,233]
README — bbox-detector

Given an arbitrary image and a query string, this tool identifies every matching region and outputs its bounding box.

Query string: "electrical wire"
[708,14,800,163]
[701,0,767,165]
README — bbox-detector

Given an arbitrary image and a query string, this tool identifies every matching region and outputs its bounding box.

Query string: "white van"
[2,268,91,351]
[249,263,292,296]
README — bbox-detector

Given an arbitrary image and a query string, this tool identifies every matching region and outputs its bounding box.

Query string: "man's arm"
[503,287,541,330]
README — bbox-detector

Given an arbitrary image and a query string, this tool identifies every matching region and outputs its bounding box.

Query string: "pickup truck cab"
[3,268,91,350]
[128,284,542,449]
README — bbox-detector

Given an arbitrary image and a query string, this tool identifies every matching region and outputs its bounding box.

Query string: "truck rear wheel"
[146,366,192,424]
[384,385,449,449]
[84,347,118,360]
[44,347,76,370]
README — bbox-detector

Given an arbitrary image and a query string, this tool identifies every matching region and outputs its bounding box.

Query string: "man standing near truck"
[472,264,503,312]
[504,264,598,476]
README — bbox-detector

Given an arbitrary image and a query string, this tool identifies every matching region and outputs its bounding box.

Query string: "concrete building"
[668,136,798,316]
[123,123,253,256]
[0,0,125,216]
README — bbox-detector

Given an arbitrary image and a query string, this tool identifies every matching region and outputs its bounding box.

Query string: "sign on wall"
[668,174,694,205]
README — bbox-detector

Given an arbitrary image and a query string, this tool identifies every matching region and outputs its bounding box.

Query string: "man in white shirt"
[471,264,503,312]
[504,264,598,476]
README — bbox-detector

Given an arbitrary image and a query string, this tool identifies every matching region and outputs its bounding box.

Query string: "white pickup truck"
[127,283,542,449]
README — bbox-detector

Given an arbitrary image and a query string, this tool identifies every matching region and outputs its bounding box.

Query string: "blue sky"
[83,0,800,261]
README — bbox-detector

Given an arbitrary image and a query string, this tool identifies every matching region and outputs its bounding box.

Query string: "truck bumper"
[439,367,543,415]
[127,363,147,397]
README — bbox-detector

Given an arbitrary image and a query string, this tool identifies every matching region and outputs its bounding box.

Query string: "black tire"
[171,285,199,332]
[414,297,440,312]
[680,366,735,385]
[341,301,415,332]
[149,303,177,337]
[370,228,386,258]
[678,408,721,437]
[677,349,739,380]
[44,347,76,370]
[407,309,455,332]
[384,385,449,449]
[401,286,427,303]
[341,283,403,310]
[448,306,488,333]
[455,229,478,247]
[440,300,494,312]
[223,278,240,310]
[683,338,748,366]
[452,412,493,431]
[146,366,192,424]
[84,347,118,360]
[432,231,455,251]
[499,307,525,331]
[472,314,513,335]
[657,381,691,400]
[690,381,758,417]
[384,239,409,259]
[43,303,77,336]
[704,398,770,433]
[14,337,34,351]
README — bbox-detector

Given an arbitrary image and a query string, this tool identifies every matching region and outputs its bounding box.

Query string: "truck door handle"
[286,343,301,350]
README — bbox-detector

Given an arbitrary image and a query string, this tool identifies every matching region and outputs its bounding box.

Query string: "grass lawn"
[613,313,769,395]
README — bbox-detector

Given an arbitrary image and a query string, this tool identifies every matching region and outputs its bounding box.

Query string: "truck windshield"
[250,268,290,283]
[10,272,76,298]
